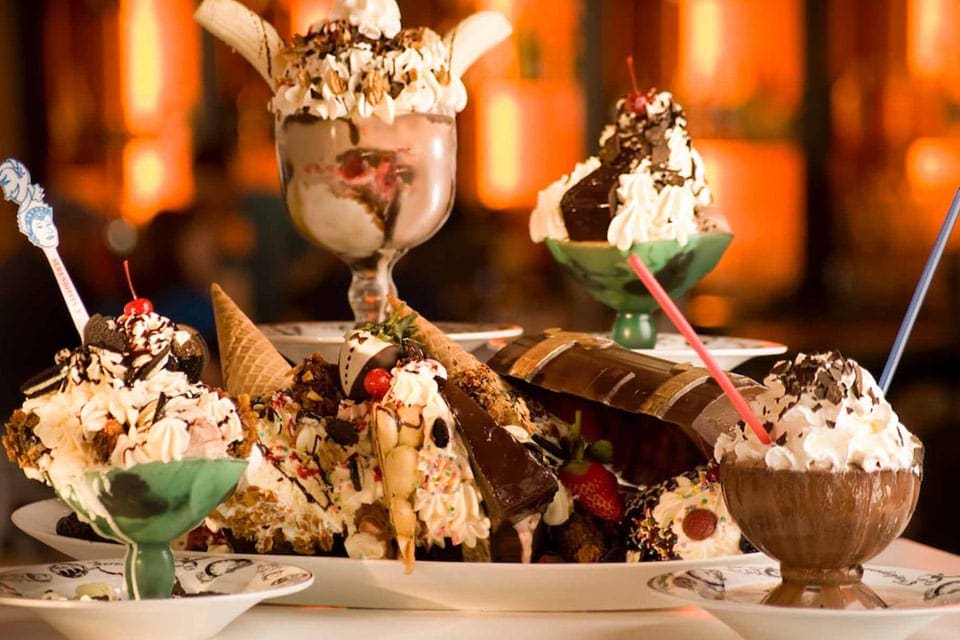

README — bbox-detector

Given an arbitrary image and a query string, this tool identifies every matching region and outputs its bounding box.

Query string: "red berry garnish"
[363,367,392,398]
[705,464,721,484]
[558,459,624,522]
[681,508,718,541]
[122,260,153,316]
[340,152,366,179]
[623,56,654,115]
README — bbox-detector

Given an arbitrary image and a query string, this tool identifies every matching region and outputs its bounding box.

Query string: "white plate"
[14,499,760,611]
[647,563,960,640]
[0,557,313,640]
[260,321,523,363]
[631,333,787,370]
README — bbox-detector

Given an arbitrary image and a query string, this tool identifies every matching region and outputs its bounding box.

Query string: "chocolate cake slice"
[442,382,558,532]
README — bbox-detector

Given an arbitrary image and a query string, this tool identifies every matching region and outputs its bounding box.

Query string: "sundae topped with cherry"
[2,263,256,486]
[531,77,721,250]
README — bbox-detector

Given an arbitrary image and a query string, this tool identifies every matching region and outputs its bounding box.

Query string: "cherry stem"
[123,260,138,300]
[626,55,639,94]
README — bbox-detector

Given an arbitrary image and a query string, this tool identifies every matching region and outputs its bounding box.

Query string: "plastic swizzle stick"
[0,158,89,338]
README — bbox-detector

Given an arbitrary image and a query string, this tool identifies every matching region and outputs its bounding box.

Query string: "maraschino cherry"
[624,56,649,115]
[363,367,392,398]
[122,260,153,316]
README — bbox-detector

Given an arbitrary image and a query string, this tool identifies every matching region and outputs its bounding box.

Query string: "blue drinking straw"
[879,188,960,393]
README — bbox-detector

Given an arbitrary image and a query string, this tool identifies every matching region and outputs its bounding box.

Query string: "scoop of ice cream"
[271,0,467,123]
[210,390,383,556]
[2,310,253,485]
[532,89,716,248]
[714,351,922,473]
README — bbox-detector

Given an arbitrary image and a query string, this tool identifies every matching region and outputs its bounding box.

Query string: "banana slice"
[194,0,285,89]
[444,11,513,78]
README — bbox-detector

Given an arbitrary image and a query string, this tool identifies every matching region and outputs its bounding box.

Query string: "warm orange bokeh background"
[1,0,959,557]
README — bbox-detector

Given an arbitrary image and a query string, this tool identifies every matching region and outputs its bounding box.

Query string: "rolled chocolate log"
[487,330,764,485]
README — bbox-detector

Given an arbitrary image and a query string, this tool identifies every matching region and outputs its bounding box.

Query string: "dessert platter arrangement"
[1,1,959,639]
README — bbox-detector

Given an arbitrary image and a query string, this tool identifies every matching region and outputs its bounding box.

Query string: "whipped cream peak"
[272,4,466,123]
[3,310,250,486]
[328,0,401,40]
[715,352,921,473]
[531,89,717,248]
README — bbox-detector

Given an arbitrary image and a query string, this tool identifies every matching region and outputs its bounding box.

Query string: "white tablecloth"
[1,538,958,639]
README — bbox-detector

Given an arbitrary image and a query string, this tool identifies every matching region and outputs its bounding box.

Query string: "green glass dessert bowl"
[54,458,248,599]
[545,231,732,349]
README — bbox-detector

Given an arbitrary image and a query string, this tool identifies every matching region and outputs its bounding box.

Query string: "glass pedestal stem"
[124,542,175,600]
[613,312,657,349]
[348,250,402,324]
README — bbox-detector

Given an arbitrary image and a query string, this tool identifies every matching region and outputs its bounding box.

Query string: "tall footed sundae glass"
[195,0,511,323]
[531,88,730,349]
[277,110,456,323]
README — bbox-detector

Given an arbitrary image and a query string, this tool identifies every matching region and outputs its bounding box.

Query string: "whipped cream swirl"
[715,352,922,473]
[531,90,715,248]
[329,0,401,39]
[14,311,246,485]
[272,0,466,123]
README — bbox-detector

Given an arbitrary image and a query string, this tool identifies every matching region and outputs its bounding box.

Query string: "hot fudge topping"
[532,90,715,249]
[271,0,466,123]
[2,310,253,485]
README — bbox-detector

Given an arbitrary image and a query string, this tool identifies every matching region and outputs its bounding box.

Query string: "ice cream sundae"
[196,0,511,322]
[270,2,467,123]
[192,289,763,570]
[716,351,923,608]
[2,305,256,487]
[531,88,719,250]
[529,80,731,348]
[207,287,561,570]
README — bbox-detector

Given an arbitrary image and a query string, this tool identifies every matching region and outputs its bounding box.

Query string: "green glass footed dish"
[53,458,248,600]
[545,232,732,349]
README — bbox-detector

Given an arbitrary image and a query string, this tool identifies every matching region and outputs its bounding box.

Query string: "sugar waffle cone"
[388,296,537,433]
[387,295,481,377]
[212,283,292,398]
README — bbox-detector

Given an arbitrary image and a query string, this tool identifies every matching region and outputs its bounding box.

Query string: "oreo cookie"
[83,314,126,352]
[20,364,68,398]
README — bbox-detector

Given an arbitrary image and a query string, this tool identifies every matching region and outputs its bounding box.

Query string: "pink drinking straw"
[627,254,771,445]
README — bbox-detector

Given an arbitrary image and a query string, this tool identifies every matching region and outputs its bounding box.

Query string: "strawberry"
[559,458,624,522]
[560,414,624,521]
